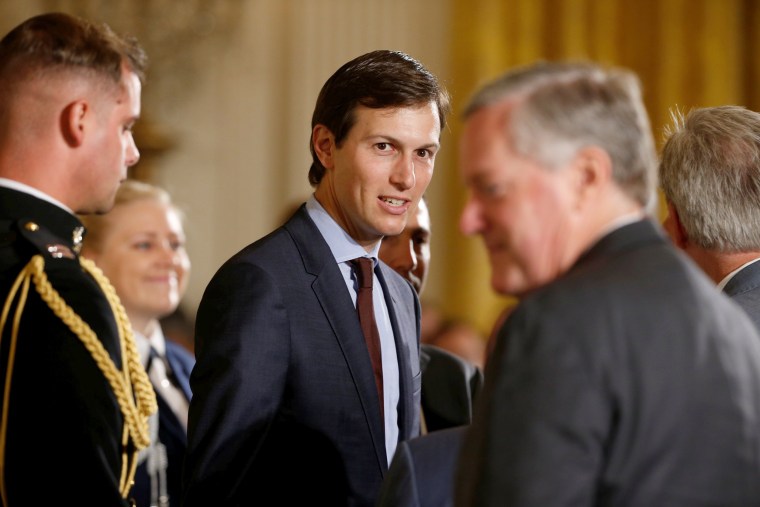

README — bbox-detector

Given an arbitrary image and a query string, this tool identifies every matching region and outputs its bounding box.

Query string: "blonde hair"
[80,179,183,254]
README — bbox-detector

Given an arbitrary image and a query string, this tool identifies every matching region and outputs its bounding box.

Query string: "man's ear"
[312,124,335,170]
[569,145,612,208]
[665,201,689,248]
[61,100,88,147]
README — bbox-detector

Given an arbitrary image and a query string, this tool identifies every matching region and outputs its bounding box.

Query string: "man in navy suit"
[660,105,760,330]
[455,63,760,505]
[182,50,450,506]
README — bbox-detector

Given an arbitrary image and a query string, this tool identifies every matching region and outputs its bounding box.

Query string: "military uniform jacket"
[0,187,131,506]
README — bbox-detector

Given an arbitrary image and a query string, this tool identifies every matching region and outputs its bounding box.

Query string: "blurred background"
[3,0,759,341]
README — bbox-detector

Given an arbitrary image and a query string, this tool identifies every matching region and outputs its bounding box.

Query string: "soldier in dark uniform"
[0,13,156,506]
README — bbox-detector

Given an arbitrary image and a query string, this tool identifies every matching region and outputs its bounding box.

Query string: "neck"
[684,248,760,284]
[571,195,643,266]
[312,189,382,252]
[131,315,159,338]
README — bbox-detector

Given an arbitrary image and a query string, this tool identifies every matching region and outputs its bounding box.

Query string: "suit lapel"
[376,262,420,441]
[164,345,192,401]
[285,206,388,469]
[155,391,188,445]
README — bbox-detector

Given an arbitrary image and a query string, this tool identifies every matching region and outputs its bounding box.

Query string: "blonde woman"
[80,180,193,507]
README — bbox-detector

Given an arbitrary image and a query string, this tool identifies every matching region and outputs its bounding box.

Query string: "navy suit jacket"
[420,344,482,432]
[456,219,760,506]
[723,259,760,331]
[132,339,194,507]
[183,205,421,506]
[376,426,465,507]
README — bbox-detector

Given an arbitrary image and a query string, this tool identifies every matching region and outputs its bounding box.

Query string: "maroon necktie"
[351,257,384,420]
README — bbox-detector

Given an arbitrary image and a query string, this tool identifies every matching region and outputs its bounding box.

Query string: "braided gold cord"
[28,256,156,448]
[78,257,157,497]
[88,257,157,423]
[0,254,157,501]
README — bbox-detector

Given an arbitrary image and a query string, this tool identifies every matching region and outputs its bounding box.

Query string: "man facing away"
[660,105,760,330]
[183,50,450,506]
[454,62,760,506]
[0,12,155,506]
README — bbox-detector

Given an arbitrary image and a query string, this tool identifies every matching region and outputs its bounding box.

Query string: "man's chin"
[75,199,115,216]
[492,271,527,298]
[378,216,408,236]
[94,199,117,215]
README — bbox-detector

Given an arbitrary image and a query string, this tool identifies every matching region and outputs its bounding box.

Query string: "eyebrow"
[367,134,440,152]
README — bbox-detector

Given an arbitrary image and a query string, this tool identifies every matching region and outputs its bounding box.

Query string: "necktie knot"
[147,346,181,391]
[351,257,374,289]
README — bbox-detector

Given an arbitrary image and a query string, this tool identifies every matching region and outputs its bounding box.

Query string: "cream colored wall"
[1,1,482,329]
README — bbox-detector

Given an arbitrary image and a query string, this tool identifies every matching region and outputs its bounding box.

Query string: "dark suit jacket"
[183,205,422,507]
[0,187,130,506]
[376,426,465,507]
[724,259,760,331]
[132,339,194,507]
[456,219,760,506]
[420,344,482,432]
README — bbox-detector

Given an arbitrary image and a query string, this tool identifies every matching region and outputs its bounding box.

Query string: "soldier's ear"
[61,100,88,147]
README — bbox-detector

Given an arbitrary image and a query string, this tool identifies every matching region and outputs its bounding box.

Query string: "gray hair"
[659,105,760,252]
[463,61,658,208]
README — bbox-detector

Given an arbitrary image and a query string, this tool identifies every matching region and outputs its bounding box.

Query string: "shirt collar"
[133,321,167,366]
[305,194,381,264]
[718,257,760,291]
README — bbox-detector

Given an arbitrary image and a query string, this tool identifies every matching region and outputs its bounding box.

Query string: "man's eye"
[476,181,507,198]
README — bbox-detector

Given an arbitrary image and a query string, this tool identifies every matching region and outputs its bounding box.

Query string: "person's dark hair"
[308,49,450,186]
[0,12,147,88]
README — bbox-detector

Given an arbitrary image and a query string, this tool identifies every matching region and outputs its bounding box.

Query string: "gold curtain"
[440,0,760,336]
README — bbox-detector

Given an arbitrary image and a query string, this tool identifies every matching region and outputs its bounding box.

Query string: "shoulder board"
[15,218,76,260]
